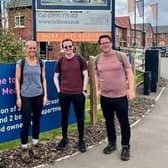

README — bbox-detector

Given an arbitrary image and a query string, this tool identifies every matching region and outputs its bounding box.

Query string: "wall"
[8,8,32,40]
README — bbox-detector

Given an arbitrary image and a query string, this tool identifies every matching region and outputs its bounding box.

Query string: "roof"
[115,16,131,29]
[136,23,153,32]
[131,24,142,31]
[153,25,168,34]
[8,0,32,9]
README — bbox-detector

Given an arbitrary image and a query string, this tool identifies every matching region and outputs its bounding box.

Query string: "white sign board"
[36,11,111,32]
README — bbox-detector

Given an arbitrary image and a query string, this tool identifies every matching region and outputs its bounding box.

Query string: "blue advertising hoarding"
[0,61,76,143]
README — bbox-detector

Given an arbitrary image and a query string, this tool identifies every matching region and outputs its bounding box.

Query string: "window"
[160,34,165,39]
[15,16,24,28]
[40,42,47,59]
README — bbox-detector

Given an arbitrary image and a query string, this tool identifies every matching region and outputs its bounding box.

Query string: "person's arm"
[42,65,48,105]
[82,70,89,92]
[126,68,136,100]
[15,64,22,109]
[53,72,60,93]
[95,71,101,99]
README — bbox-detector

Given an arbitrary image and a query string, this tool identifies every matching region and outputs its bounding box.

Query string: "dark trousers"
[59,93,85,141]
[21,95,43,144]
[100,96,130,146]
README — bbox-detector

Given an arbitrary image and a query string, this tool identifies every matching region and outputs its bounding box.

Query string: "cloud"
[116,0,128,16]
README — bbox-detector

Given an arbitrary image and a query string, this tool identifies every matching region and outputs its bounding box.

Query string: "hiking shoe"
[21,148,30,163]
[57,139,68,150]
[103,143,116,154]
[78,140,86,153]
[31,144,40,159]
[120,146,130,161]
[0,158,4,168]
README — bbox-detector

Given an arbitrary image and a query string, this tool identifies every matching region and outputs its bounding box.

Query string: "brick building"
[7,0,63,60]
[153,25,168,46]
[8,3,32,41]
[136,23,154,48]
[115,16,132,48]
[7,0,168,60]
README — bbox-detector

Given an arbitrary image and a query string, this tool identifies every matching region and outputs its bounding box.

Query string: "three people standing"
[54,38,89,152]
[14,36,134,163]
[96,35,135,161]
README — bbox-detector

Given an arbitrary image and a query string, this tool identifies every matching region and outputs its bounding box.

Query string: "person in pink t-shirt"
[96,35,135,161]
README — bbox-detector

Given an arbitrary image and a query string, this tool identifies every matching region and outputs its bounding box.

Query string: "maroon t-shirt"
[55,55,88,94]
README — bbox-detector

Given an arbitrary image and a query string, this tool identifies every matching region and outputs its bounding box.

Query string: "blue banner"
[0,61,76,143]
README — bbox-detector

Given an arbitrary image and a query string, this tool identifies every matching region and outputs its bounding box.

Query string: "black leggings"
[21,95,43,144]
[59,93,85,141]
[100,96,130,146]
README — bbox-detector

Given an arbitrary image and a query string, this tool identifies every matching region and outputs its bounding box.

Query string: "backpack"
[20,58,43,85]
[95,51,124,68]
[57,55,84,80]
[95,51,127,78]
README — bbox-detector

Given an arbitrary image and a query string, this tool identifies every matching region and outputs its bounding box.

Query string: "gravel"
[0,78,167,168]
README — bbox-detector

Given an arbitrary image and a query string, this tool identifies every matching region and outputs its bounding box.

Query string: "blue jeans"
[100,95,130,146]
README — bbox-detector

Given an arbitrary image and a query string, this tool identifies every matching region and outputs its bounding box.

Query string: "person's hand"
[43,95,48,106]
[127,89,136,100]
[82,90,87,98]
[16,97,22,110]
[96,89,101,99]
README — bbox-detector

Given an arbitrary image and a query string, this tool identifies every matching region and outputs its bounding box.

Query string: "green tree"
[79,42,100,60]
[0,30,24,63]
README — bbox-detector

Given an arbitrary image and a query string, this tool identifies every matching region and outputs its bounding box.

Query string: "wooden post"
[88,56,97,125]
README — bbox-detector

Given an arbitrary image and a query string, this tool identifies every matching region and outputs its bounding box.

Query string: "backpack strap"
[20,58,43,85]
[95,52,124,68]
[76,55,84,72]
[115,51,124,64]
[115,51,127,70]
[77,55,84,80]
[20,59,25,85]
[115,51,127,78]
[39,59,43,82]
[95,54,101,70]
[95,51,127,78]
[57,57,64,75]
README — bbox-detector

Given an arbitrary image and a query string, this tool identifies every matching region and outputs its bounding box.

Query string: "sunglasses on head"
[64,45,73,49]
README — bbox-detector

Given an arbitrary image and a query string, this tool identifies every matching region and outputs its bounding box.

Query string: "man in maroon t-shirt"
[54,38,88,153]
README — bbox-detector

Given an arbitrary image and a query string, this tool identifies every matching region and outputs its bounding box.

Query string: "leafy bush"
[0,30,24,63]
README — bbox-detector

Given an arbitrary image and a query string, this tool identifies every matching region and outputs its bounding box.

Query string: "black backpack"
[57,55,84,80]
[20,58,43,85]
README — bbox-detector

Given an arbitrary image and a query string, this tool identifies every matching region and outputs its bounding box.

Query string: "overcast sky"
[116,0,168,26]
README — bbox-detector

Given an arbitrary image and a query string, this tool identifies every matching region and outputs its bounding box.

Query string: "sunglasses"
[64,45,73,49]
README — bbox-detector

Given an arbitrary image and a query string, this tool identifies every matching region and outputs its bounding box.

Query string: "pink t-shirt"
[97,51,131,98]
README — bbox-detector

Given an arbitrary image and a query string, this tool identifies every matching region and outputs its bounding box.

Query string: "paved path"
[37,87,167,168]
[36,57,168,168]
